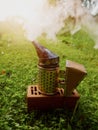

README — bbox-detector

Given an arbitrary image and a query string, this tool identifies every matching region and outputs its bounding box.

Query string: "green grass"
[0,30,98,130]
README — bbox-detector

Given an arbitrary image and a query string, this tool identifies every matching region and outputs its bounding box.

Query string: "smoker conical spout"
[32,41,59,68]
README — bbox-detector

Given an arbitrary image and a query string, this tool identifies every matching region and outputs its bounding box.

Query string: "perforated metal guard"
[38,67,58,95]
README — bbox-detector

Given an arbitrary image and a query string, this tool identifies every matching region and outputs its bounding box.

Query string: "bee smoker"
[32,41,87,96]
[27,41,87,112]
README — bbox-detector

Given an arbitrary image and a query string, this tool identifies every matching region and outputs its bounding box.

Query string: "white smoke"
[82,0,98,16]
[24,0,65,40]
[23,0,98,48]
[24,0,84,40]
[0,0,98,48]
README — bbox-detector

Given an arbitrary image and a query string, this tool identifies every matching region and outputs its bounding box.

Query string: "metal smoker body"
[33,41,60,95]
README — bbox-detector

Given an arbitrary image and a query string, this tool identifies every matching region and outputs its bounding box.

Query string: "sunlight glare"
[0,0,43,21]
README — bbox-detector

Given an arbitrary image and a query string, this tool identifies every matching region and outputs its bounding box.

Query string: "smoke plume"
[23,0,98,48]
[0,0,98,48]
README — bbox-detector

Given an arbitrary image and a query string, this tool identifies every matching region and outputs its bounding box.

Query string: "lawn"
[0,30,98,130]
